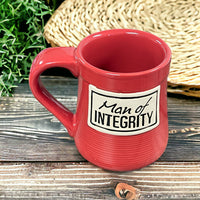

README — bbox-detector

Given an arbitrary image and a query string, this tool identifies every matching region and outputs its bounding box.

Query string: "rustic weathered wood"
[0,76,200,199]
[0,162,200,199]
[0,77,200,162]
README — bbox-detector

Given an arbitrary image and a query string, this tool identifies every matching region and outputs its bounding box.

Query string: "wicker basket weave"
[44,0,200,98]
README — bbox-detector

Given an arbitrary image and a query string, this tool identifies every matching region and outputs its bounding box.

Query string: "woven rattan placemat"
[44,0,200,98]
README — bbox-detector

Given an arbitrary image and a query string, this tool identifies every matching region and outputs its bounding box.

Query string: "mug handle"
[29,47,79,137]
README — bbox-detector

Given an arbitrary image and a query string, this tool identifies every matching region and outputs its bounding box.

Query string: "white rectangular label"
[88,85,160,136]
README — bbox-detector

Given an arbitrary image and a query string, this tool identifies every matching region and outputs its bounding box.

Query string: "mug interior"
[80,31,166,73]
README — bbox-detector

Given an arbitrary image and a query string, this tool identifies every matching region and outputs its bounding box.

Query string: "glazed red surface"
[29,29,171,171]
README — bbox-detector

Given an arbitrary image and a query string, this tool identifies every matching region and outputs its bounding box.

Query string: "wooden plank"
[0,162,199,199]
[161,95,200,161]
[0,77,82,162]
[0,77,200,161]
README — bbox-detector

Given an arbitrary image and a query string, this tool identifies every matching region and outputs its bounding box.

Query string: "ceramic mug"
[29,29,171,171]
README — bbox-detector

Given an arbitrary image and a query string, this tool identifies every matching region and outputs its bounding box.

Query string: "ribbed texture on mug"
[75,124,168,171]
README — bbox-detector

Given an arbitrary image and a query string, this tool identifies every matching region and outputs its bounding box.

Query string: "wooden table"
[0,76,200,199]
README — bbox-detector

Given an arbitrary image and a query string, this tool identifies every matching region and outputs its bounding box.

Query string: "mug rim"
[76,29,171,78]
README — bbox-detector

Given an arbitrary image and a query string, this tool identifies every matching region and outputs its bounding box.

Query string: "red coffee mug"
[29,29,171,171]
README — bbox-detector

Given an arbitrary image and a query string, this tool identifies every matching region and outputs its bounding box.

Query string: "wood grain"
[0,76,200,199]
[0,77,200,162]
[0,162,199,199]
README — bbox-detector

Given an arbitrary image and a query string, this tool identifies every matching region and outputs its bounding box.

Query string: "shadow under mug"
[29,29,171,171]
